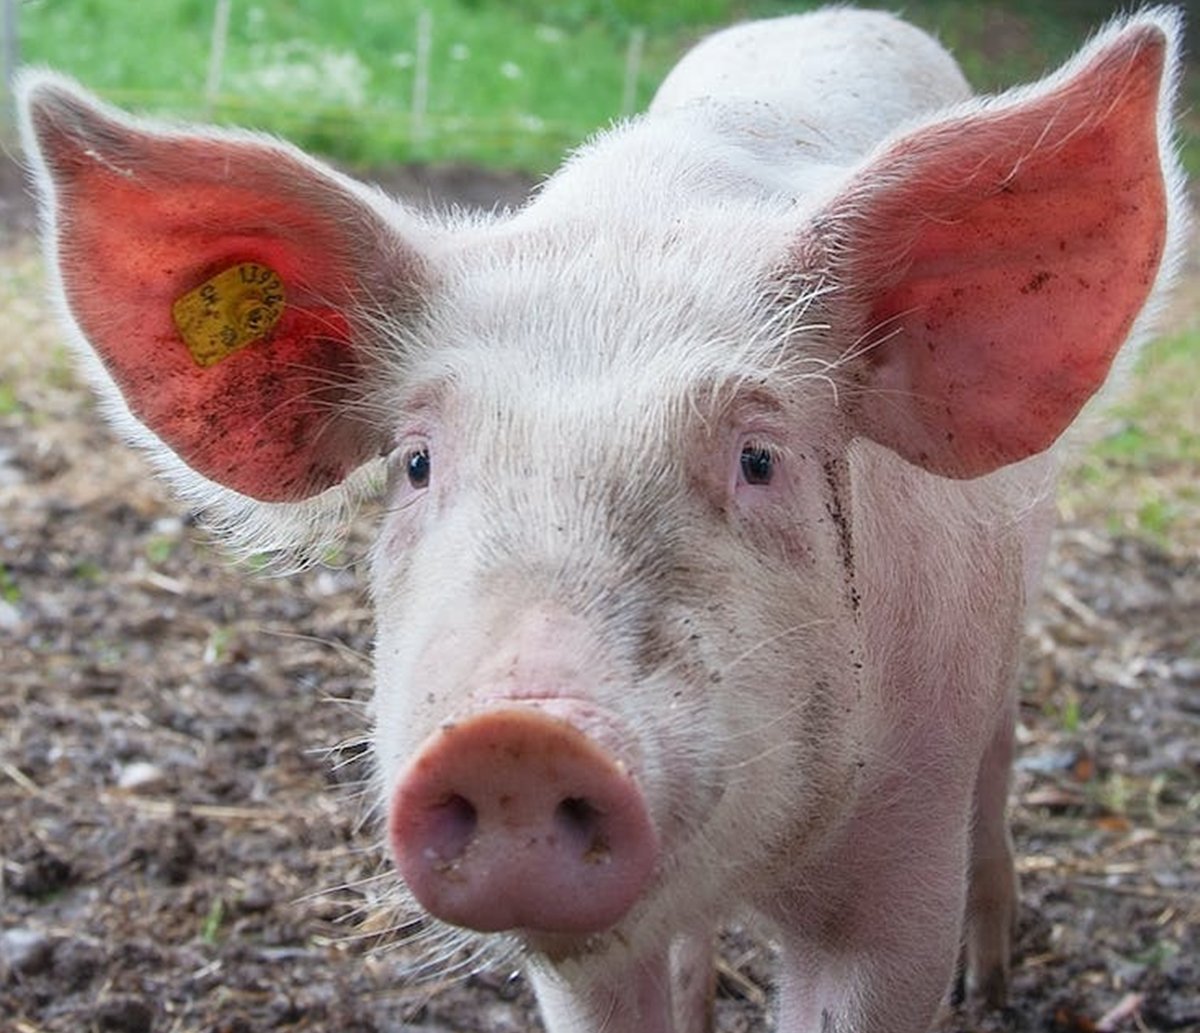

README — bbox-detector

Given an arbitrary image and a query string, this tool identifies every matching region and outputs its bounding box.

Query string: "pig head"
[19,7,1185,1033]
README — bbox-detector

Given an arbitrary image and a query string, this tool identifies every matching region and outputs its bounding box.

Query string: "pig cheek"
[737,506,816,572]
[370,537,498,790]
[371,449,446,593]
[368,584,424,779]
[369,539,446,788]
[370,616,422,793]
[712,486,866,846]
[732,462,820,572]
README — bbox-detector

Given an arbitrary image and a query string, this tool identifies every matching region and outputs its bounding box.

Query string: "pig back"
[650,10,972,164]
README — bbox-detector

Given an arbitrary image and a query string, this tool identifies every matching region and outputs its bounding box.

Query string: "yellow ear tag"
[172,262,286,368]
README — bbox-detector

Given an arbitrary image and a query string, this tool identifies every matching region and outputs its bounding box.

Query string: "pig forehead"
[436,203,807,351]
[412,237,830,396]
[385,205,840,445]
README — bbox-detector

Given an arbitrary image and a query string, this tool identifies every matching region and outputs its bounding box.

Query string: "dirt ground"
[0,147,1197,1033]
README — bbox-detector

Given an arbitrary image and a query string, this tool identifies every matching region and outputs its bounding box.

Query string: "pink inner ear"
[841,25,1170,478]
[58,167,369,501]
[32,89,405,502]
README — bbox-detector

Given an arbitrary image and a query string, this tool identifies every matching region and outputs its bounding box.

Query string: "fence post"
[413,9,433,144]
[1,0,18,145]
[621,27,645,117]
[206,0,233,118]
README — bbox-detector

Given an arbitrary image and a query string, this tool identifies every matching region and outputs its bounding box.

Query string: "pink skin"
[389,702,658,934]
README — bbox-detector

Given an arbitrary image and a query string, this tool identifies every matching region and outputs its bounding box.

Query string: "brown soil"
[0,153,1197,1033]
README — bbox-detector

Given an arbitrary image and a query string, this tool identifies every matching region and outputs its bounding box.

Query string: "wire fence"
[0,0,652,167]
[5,1,1196,170]
[84,86,588,154]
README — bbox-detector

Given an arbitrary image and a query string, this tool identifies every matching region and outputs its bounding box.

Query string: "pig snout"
[388,704,659,935]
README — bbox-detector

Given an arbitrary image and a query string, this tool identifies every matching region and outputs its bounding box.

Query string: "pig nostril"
[425,793,477,865]
[556,795,598,832]
[555,796,611,863]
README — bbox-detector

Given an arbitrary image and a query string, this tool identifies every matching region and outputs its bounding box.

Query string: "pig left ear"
[812,15,1181,478]
[19,74,430,504]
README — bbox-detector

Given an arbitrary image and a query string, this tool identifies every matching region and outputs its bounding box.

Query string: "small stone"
[12,847,74,898]
[237,880,275,914]
[96,995,154,1033]
[0,927,55,977]
[53,937,104,990]
[117,760,167,792]
[1171,657,1200,686]
[0,598,21,631]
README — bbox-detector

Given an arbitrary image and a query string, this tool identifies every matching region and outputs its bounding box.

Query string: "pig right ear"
[18,73,431,504]
[807,14,1181,479]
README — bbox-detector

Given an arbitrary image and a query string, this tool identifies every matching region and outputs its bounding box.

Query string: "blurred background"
[2,0,1198,173]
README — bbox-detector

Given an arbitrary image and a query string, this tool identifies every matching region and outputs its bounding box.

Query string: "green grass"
[1095,330,1200,468]
[17,0,751,168]
[0,382,19,417]
[1063,325,1200,547]
[144,535,179,565]
[200,896,225,945]
[13,0,1200,172]
[0,563,20,603]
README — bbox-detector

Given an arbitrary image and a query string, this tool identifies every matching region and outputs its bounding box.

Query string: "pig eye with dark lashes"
[406,447,431,489]
[739,444,776,486]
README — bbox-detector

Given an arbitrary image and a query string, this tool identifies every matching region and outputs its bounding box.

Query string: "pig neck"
[848,443,1057,767]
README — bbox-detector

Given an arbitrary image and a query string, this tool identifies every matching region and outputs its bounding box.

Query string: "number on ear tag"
[172,262,286,367]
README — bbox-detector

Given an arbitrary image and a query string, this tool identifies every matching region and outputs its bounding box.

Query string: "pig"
[17,6,1186,1032]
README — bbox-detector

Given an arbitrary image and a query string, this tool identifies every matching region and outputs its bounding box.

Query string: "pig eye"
[739,444,775,486]
[405,447,431,489]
